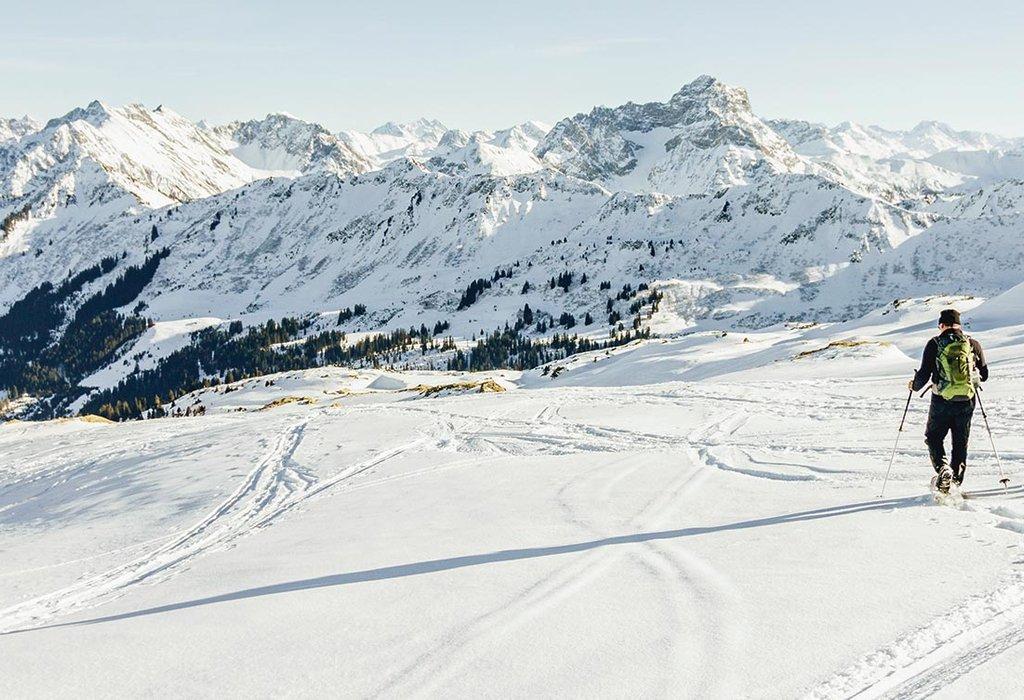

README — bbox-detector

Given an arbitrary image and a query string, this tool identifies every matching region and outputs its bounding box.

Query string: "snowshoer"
[909,308,988,493]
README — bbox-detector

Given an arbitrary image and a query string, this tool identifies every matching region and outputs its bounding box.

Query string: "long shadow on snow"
[963,484,1024,500]
[6,494,929,634]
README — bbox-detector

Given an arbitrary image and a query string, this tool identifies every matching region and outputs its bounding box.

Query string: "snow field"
[4,301,1024,696]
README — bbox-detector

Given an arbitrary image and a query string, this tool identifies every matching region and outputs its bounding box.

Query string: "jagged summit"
[670,74,743,100]
[436,128,472,150]
[424,127,545,177]
[339,118,451,168]
[2,100,266,226]
[203,112,372,177]
[371,117,449,141]
[668,74,754,122]
[491,121,550,150]
[0,115,40,143]
[42,100,115,130]
[535,74,803,195]
[913,119,945,131]
[370,121,406,137]
[676,73,721,90]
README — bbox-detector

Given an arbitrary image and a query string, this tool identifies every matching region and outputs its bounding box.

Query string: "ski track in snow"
[345,393,1024,694]
[3,396,695,637]
[5,378,1024,693]
[0,412,431,634]
[526,394,1024,698]
[373,408,740,698]
[0,419,310,632]
[391,402,681,457]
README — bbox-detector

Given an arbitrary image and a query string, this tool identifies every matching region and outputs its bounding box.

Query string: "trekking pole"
[976,387,1010,490]
[880,386,915,498]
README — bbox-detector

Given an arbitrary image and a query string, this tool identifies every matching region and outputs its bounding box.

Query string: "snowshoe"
[953,464,966,487]
[930,472,963,506]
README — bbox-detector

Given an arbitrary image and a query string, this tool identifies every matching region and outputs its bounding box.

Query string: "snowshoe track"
[807,570,1024,699]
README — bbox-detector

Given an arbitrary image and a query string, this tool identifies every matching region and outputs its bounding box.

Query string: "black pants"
[925,395,975,481]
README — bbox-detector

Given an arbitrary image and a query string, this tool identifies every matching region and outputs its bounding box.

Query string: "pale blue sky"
[2,0,1021,134]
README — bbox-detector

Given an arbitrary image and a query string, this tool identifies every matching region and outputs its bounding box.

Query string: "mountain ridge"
[1,75,1022,417]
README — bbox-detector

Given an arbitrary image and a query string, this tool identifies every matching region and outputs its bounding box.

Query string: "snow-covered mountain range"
[9,74,1024,699]
[1,75,1022,415]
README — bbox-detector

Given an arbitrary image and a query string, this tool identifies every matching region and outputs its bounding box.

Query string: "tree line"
[84,318,461,420]
[0,250,168,411]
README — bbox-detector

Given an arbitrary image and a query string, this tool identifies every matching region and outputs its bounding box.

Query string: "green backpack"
[936,334,976,400]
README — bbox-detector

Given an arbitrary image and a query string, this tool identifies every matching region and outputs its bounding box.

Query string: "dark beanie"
[939,308,961,326]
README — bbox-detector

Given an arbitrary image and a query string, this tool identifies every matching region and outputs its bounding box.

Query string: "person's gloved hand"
[907,379,915,391]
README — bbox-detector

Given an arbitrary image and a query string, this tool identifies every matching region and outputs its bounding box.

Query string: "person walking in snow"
[909,308,988,493]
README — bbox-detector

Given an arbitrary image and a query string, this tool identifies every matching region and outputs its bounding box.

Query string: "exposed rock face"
[536,75,805,195]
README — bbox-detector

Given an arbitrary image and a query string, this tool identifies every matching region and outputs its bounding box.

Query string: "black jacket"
[912,328,988,395]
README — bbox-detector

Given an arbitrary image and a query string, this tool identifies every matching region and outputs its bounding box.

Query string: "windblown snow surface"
[4,293,1024,698]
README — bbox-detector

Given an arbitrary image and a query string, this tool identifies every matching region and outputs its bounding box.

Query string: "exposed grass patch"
[258,396,318,411]
[414,379,507,397]
[794,338,891,360]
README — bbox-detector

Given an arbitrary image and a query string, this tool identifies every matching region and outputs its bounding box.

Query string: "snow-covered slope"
[927,178,1024,218]
[5,301,1024,696]
[4,102,260,208]
[0,155,934,331]
[0,101,275,255]
[0,162,609,319]
[970,279,1024,330]
[744,212,1024,324]
[926,148,1024,183]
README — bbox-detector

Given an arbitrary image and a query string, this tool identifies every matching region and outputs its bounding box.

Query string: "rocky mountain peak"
[670,74,744,102]
[371,118,449,143]
[436,128,472,150]
[43,100,114,131]
[0,115,41,143]
[666,75,757,128]
[536,75,800,194]
[217,112,371,176]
